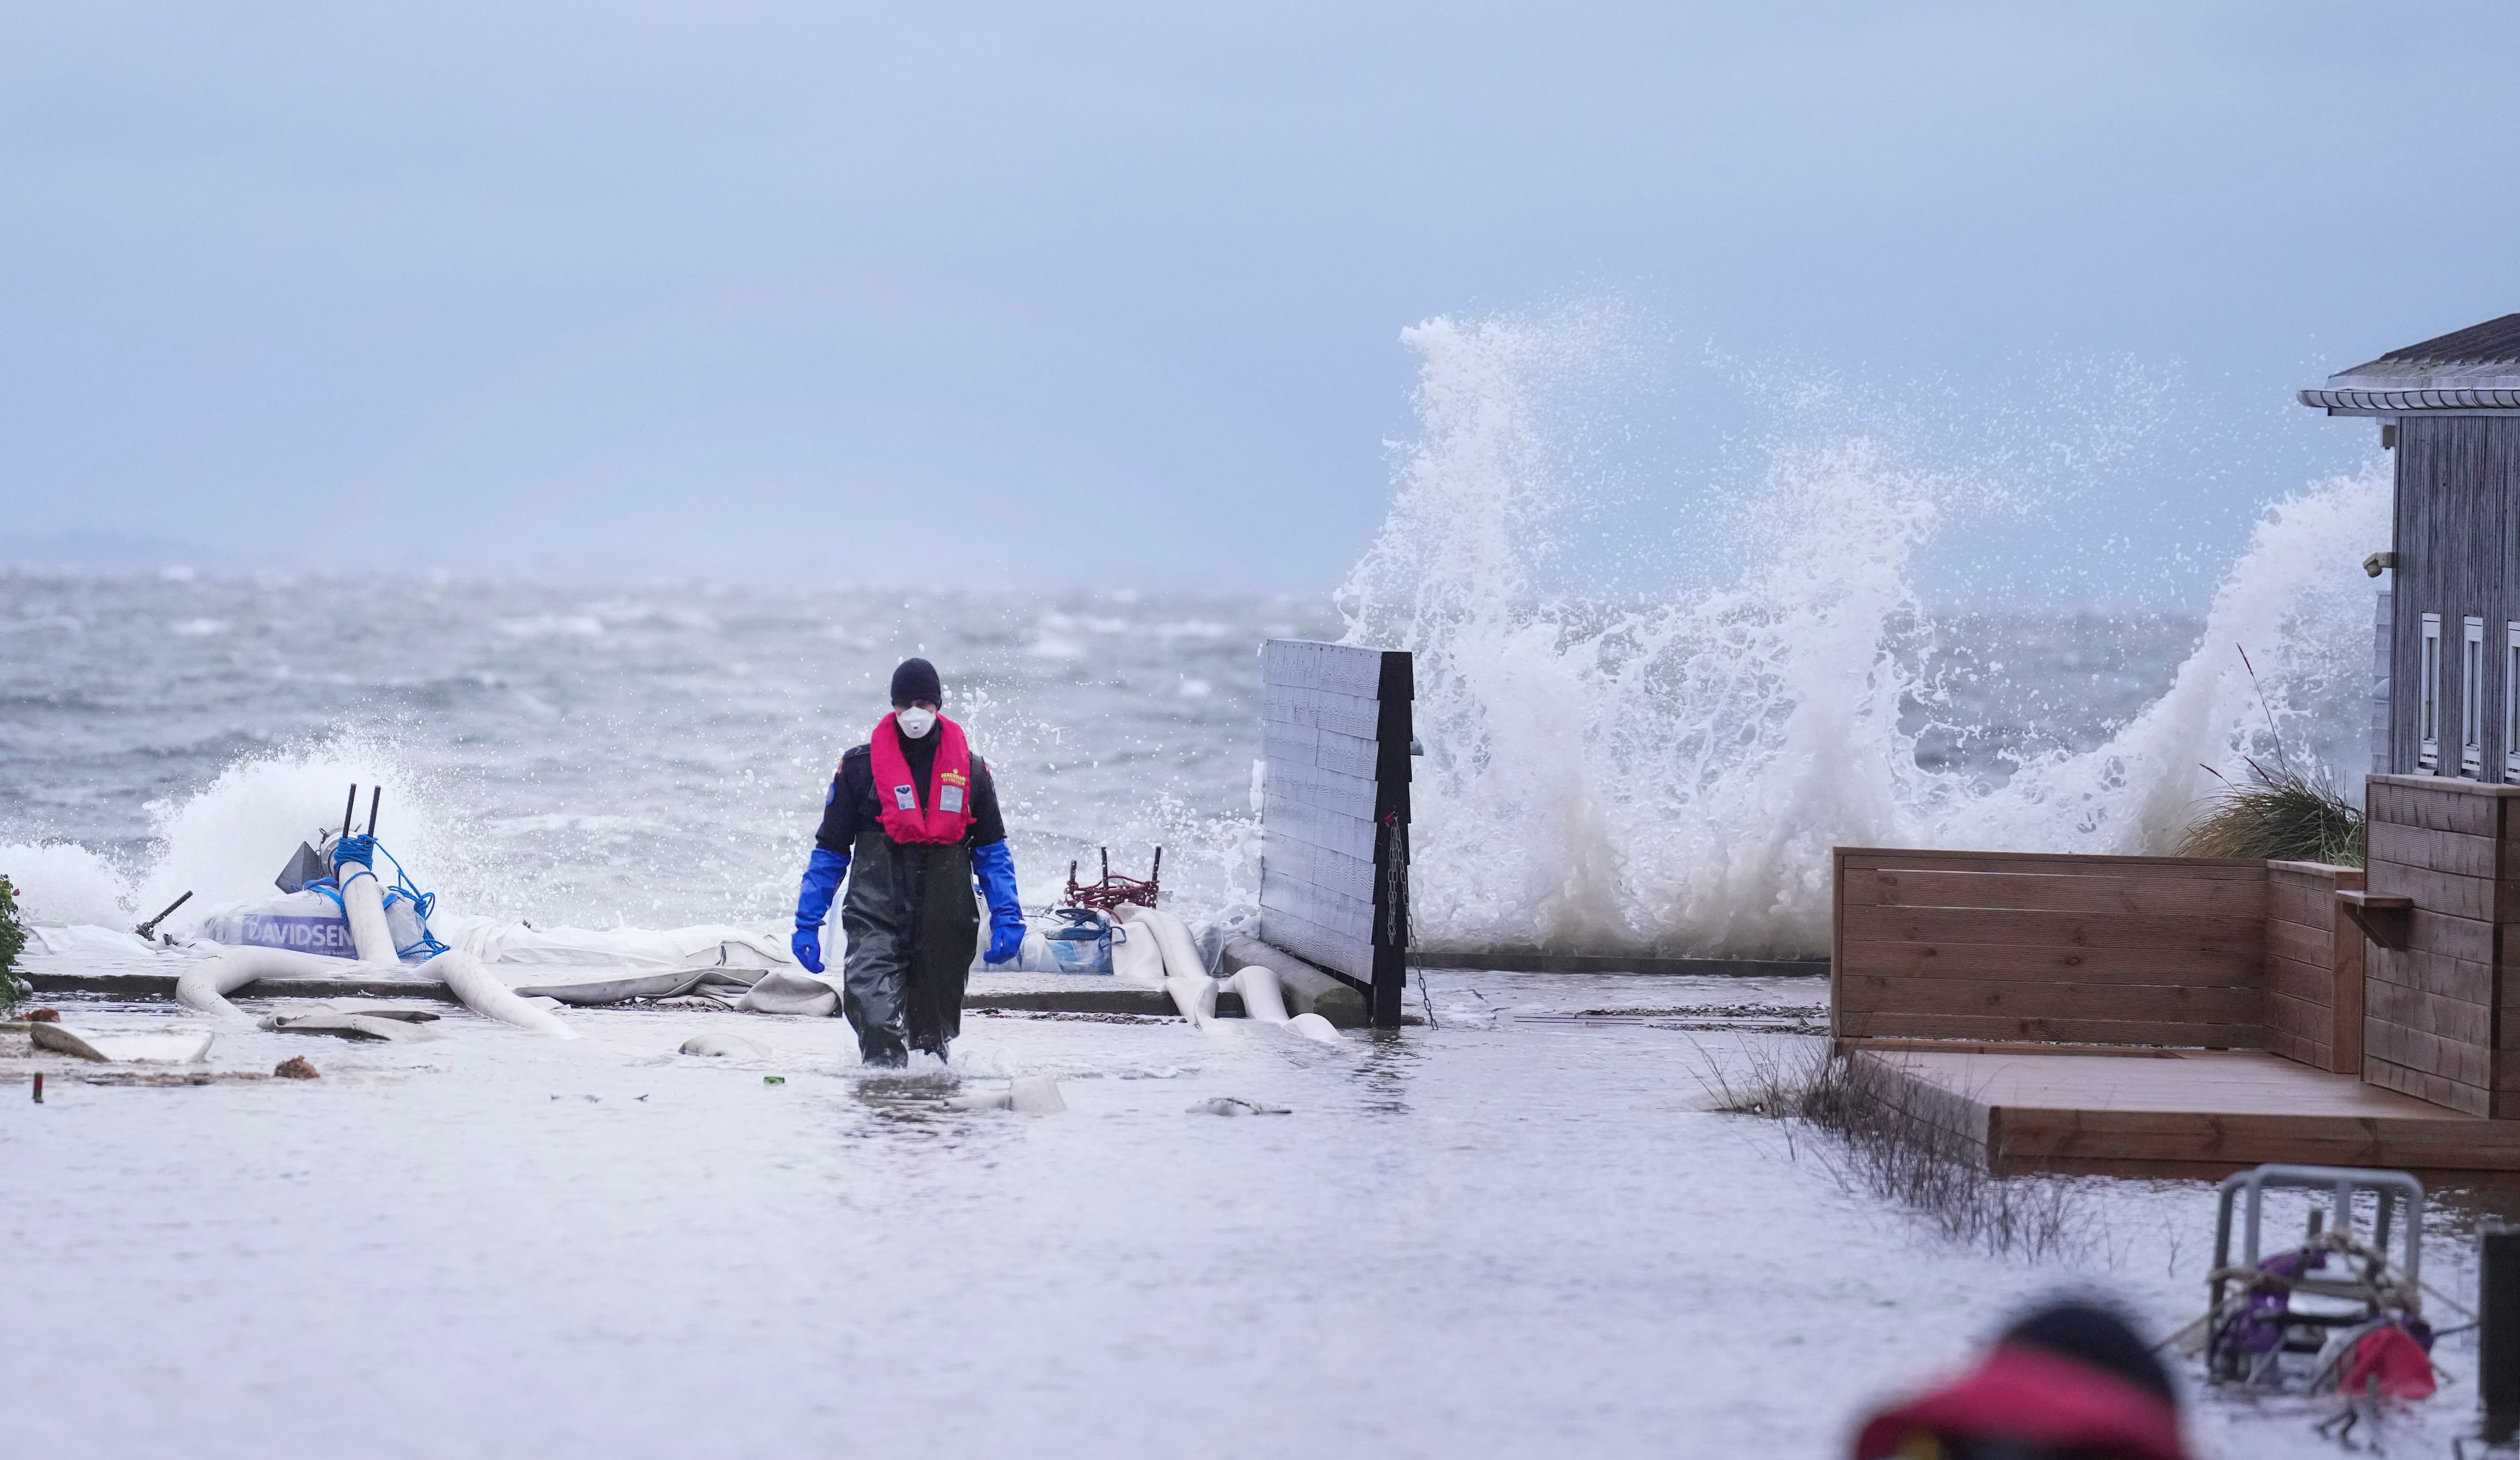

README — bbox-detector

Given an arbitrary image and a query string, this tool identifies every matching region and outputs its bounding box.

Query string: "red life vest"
[867,712,977,845]
[1854,1343,2188,1460]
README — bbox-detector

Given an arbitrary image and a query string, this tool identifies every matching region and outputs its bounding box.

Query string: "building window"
[2506,622,2520,778]
[2465,616,2487,776]
[2420,613,2442,770]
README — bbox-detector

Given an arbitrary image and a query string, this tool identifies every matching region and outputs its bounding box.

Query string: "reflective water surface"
[4,970,2488,1457]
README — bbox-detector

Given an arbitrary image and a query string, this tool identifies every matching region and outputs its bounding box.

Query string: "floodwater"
[3,968,2489,1457]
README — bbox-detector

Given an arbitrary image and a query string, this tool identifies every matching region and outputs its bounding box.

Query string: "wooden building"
[2301,313,2520,779]
[1810,317,2520,1173]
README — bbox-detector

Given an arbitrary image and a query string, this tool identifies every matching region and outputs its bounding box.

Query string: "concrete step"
[21,968,1232,1018]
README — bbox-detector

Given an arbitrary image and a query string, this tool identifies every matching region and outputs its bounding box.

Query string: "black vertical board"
[2486,1224,2520,1442]
[1369,649,1413,1027]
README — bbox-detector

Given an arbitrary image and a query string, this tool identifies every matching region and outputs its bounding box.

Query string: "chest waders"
[839,829,978,1066]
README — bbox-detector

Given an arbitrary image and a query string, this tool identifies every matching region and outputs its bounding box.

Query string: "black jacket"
[813,738,1006,854]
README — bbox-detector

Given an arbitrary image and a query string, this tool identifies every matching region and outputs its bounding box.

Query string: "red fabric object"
[1853,1342,2188,1460]
[2336,1326,2436,1402]
[867,713,977,845]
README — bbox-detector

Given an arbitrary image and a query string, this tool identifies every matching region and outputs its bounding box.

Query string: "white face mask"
[895,705,938,740]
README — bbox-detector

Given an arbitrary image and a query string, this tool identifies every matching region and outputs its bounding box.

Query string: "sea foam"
[1342,308,2386,958]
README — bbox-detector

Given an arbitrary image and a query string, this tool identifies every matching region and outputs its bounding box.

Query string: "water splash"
[1341,307,2386,958]
[4,732,493,936]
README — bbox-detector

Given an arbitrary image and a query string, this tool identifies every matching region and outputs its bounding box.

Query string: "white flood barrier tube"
[1109,913,1168,988]
[176,946,347,1022]
[1121,905,1222,1029]
[424,950,577,1039]
[1218,965,1342,1043]
[334,854,398,964]
[1225,964,1290,1024]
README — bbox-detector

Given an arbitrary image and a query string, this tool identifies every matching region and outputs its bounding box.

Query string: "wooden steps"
[1847,1041,2520,1174]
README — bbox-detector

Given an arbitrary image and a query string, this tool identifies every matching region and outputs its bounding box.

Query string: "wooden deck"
[1847,1040,2520,1175]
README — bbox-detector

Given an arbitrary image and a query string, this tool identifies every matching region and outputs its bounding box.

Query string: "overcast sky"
[4,4,2515,595]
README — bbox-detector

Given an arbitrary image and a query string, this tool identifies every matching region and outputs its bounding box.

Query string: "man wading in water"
[791,658,1027,1066]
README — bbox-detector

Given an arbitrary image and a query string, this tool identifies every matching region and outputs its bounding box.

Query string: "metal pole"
[2483,1223,2520,1444]
[367,786,382,836]
[2244,1174,2264,1270]
[135,890,193,940]
[341,784,359,839]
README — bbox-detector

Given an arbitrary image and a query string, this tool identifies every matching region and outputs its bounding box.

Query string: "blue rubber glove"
[793,845,848,975]
[972,840,1026,966]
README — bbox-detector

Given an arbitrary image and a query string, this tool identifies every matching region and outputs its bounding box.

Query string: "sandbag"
[680,1033,772,1058]
[1033,908,1113,973]
[736,968,842,1017]
[197,891,359,961]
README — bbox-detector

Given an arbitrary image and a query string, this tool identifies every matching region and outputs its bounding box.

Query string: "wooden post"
[2331,879,2366,1078]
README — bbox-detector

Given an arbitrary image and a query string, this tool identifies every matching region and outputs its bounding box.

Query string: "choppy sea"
[1,569,2296,956]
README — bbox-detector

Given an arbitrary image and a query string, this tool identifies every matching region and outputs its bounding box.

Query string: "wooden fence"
[1833,848,2362,1065]
[2362,776,2520,1117]
[2265,860,2366,1074]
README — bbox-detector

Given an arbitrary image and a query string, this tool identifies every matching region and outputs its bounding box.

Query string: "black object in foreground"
[274,842,326,894]
[136,890,193,940]
[2484,1224,2520,1445]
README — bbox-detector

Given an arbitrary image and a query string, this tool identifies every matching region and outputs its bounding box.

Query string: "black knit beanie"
[889,657,943,707]
[2002,1300,2176,1406]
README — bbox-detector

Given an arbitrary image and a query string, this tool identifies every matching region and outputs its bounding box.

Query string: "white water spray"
[1342,309,2387,958]
[2,733,487,936]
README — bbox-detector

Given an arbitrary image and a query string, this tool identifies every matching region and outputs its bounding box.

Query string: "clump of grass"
[1694,1039,2096,1262]
[0,875,25,1012]
[2178,758,2365,867]
[2175,644,2366,867]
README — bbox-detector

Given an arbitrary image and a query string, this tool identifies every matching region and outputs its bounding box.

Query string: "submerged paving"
[1,970,2493,1457]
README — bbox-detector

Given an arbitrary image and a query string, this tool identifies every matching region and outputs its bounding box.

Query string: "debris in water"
[946,1076,1066,1113]
[972,1009,1172,1024]
[1187,1097,1290,1116]
[308,1002,439,1023]
[32,1072,42,1102]
[678,1033,771,1059]
[763,1075,786,1085]
[26,1007,59,1023]
[263,1014,428,1043]
[274,1057,320,1079]
[1512,1003,1827,1034]
[31,1024,217,1063]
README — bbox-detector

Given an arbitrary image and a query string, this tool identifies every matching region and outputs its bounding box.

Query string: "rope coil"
[309,835,448,960]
